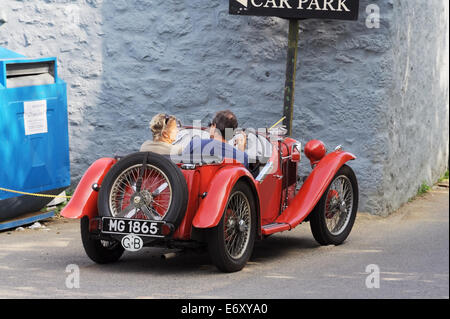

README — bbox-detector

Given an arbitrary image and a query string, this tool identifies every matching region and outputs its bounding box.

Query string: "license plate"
[101,217,165,237]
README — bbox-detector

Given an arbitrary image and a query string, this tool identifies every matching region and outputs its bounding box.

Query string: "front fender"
[192,166,260,230]
[276,151,356,228]
[61,158,117,219]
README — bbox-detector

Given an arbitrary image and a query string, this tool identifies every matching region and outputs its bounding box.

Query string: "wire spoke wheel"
[108,164,172,220]
[207,181,256,273]
[324,175,353,236]
[223,191,252,260]
[310,165,358,246]
[91,152,188,264]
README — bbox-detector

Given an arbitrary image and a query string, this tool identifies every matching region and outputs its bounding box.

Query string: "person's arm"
[235,132,247,152]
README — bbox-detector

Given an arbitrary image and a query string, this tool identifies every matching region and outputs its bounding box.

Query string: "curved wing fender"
[61,158,117,219]
[276,151,356,228]
[192,166,260,231]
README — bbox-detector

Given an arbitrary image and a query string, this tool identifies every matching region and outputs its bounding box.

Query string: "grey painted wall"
[381,0,449,213]
[1,0,448,215]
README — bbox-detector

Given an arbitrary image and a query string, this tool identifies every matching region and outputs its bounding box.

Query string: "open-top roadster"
[62,126,358,272]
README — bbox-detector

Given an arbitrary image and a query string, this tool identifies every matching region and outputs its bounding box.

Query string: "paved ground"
[0,184,448,299]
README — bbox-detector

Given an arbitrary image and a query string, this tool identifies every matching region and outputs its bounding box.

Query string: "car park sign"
[230,0,359,20]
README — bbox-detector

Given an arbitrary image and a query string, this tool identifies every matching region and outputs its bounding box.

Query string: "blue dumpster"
[0,47,70,221]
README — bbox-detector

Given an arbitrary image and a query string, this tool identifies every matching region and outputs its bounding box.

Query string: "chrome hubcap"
[238,219,247,233]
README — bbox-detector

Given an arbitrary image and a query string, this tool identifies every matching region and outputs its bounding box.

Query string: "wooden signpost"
[230,0,360,136]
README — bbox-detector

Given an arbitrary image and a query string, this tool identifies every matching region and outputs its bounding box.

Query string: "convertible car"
[61,126,358,272]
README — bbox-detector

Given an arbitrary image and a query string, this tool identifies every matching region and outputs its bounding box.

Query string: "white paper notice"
[24,100,48,135]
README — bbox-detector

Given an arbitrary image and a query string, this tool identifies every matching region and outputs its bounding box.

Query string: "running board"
[261,222,290,235]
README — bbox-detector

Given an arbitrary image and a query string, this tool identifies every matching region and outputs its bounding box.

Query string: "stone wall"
[381,0,449,214]
[1,0,448,215]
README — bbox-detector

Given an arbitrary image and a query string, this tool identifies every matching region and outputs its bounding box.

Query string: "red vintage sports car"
[61,126,358,272]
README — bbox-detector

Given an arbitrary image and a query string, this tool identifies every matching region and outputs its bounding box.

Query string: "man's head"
[209,110,238,141]
[149,113,179,144]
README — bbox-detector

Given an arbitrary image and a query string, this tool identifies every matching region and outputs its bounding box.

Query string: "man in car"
[184,110,249,169]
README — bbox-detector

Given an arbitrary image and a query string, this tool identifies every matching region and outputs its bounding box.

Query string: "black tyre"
[309,164,358,246]
[98,152,188,229]
[207,181,256,273]
[80,216,124,264]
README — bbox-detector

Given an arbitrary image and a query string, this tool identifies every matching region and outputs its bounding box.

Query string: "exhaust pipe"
[161,250,184,260]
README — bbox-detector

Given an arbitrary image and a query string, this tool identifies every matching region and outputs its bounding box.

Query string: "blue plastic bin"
[0,47,70,221]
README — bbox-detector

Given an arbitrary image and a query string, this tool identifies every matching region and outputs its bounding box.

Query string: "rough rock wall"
[293,0,398,214]
[381,0,449,214]
[1,0,448,215]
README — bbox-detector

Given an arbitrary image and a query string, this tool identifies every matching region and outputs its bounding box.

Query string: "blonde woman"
[140,113,183,155]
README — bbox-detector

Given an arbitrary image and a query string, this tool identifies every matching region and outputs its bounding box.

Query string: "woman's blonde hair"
[149,113,176,140]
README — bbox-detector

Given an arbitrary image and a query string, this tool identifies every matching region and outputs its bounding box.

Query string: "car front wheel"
[309,164,359,246]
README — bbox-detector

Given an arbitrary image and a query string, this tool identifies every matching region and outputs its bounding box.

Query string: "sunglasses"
[163,114,182,128]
